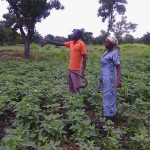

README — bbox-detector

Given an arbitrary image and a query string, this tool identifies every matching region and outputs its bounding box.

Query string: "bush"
[44,45,51,50]
[30,43,39,50]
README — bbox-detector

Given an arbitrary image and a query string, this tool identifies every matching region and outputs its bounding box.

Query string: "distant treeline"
[0,24,150,46]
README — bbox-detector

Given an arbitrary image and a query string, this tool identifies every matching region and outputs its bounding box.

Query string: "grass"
[0,43,150,149]
[120,43,150,58]
[0,44,24,51]
[29,50,70,61]
[1,43,150,60]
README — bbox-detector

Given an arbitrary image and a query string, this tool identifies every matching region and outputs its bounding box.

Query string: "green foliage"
[141,32,150,45]
[123,34,135,44]
[31,31,43,44]
[81,29,93,44]
[30,43,39,50]
[110,16,138,39]
[0,60,97,149]
[120,43,150,58]
[5,0,64,56]
[44,44,51,50]
[54,36,67,43]
[68,28,94,45]
[98,0,128,35]
[0,44,150,149]
[0,21,22,45]
[44,34,54,41]
[29,49,69,61]
[88,51,102,60]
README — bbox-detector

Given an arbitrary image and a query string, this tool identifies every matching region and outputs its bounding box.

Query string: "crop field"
[0,44,150,150]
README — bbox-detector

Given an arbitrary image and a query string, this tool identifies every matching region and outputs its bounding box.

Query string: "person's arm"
[81,54,87,77]
[116,64,121,87]
[41,40,65,47]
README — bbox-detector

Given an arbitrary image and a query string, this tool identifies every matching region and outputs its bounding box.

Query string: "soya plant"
[0,44,150,149]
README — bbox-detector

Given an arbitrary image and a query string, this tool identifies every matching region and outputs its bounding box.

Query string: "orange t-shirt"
[64,39,87,71]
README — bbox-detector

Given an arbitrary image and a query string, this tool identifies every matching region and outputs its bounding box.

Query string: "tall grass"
[120,44,150,58]
[43,45,51,50]
[0,45,24,51]
[0,43,150,61]
[88,51,102,60]
[29,50,70,62]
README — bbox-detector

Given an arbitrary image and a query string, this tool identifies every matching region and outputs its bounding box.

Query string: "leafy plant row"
[0,56,150,149]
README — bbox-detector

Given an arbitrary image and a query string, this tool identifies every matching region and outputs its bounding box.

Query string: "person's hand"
[100,79,102,85]
[116,80,121,88]
[41,41,47,47]
[81,72,85,78]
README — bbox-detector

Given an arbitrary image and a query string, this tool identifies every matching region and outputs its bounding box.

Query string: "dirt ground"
[0,49,26,61]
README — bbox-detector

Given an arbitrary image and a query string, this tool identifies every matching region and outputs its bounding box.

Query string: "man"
[41,29,87,94]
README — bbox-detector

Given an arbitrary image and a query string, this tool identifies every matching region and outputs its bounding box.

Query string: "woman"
[97,36,121,126]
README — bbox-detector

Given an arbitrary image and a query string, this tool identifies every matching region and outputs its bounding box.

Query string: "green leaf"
[28,116,33,119]
[24,123,30,130]
[6,139,16,150]
[83,119,91,125]
[55,140,60,145]
[28,142,36,148]
[16,135,23,141]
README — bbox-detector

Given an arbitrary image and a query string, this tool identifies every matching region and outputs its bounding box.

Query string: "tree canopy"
[0,18,22,45]
[97,0,128,36]
[110,16,138,39]
[5,0,64,57]
[141,32,150,45]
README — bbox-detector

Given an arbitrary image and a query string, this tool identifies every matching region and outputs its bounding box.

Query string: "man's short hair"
[76,29,82,38]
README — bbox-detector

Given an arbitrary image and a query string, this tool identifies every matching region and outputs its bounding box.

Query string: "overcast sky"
[0,0,150,38]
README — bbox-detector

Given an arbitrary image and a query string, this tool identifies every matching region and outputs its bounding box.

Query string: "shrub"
[30,43,39,50]
[44,45,51,50]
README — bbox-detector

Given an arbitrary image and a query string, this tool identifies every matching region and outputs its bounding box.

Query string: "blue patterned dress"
[100,50,120,117]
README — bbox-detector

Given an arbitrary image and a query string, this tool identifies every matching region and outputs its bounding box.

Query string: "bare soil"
[0,50,26,61]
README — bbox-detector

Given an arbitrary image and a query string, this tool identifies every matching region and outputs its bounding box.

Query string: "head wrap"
[107,36,121,51]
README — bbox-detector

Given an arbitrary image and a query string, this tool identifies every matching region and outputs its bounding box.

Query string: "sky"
[0,0,150,38]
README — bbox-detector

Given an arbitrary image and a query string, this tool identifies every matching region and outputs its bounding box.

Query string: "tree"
[0,20,22,45]
[31,31,43,44]
[72,28,94,45]
[97,0,127,36]
[110,16,137,39]
[135,37,143,44]
[54,36,67,43]
[82,32,93,45]
[67,34,72,41]
[2,13,18,29]
[0,23,7,45]
[123,34,135,44]
[141,32,150,45]
[5,0,64,57]
[0,13,19,45]
[93,30,107,45]
[44,34,55,41]
[67,28,94,44]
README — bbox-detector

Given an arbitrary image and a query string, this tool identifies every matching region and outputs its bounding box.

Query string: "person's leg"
[96,87,117,128]
[70,70,81,94]
[102,88,117,117]
[68,69,75,93]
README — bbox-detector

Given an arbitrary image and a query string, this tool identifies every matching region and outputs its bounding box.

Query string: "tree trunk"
[24,39,30,58]
[19,26,32,58]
